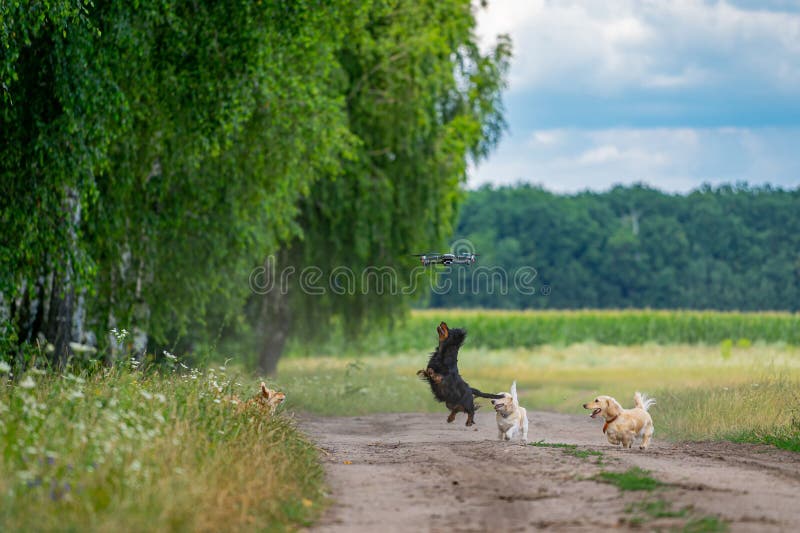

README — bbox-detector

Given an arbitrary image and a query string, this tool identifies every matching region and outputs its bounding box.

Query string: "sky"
[471,0,800,193]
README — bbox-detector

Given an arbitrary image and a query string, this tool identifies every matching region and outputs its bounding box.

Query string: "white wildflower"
[16,470,34,483]
[140,390,153,400]
[0,361,11,373]
[163,350,177,361]
[67,389,85,400]
[19,376,35,389]
[154,393,166,404]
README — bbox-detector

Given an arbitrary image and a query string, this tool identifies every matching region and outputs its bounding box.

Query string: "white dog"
[491,381,529,444]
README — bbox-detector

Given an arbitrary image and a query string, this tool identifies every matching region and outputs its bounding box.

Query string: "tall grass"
[285,309,800,357]
[0,361,323,531]
[656,376,800,451]
[279,343,800,452]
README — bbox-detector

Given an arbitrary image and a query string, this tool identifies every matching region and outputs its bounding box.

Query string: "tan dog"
[233,382,286,414]
[491,381,529,444]
[583,392,654,449]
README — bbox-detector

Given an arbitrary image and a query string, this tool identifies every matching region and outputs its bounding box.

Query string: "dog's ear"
[605,397,622,417]
[437,322,449,341]
[260,382,271,398]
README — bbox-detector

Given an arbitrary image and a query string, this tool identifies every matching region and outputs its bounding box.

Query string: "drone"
[412,252,479,266]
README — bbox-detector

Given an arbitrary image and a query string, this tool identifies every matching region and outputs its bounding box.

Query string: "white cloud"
[470,2,800,192]
[475,0,800,94]
[529,130,562,146]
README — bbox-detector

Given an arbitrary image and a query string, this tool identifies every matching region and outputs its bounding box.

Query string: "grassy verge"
[655,377,800,452]
[0,362,323,531]
[278,343,800,451]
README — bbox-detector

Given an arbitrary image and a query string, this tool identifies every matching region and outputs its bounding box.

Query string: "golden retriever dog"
[491,381,529,444]
[582,392,654,449]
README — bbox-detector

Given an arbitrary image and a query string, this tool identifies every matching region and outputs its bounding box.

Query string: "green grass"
[595,467,662,491]
[0,362,323,531]
[278,342,800,415]
[682,516,729,532]
[283,309,800,357]
[624,499,728,532]
[529,440,603,460]
[626,499,690,519]
[278,341,800,451]
[655,377,800,452]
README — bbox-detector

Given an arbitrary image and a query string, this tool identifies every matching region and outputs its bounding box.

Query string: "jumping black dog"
[417,321,503,426]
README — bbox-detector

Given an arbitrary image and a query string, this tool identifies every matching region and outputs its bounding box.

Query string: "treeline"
[0,1,509,371]
[430,184,800,311]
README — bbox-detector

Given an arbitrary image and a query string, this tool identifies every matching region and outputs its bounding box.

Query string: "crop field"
[285,308,800,356]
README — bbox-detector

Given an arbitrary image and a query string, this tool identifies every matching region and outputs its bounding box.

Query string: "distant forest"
[429,184,800,311]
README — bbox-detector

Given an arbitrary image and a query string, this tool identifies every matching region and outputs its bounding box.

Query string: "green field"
[279,338,800,450]
[284,309,800,357]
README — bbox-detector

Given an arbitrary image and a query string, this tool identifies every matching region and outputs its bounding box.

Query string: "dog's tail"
[510,381,518,406]
[634,391,656,411]
[471,387,504,400]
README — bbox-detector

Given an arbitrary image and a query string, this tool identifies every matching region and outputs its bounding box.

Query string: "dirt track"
[299,411,800,532]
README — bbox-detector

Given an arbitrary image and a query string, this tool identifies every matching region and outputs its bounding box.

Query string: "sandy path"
[299,411,800,532]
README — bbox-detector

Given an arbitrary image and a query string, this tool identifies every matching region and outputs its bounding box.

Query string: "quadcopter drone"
[412,252,479,266]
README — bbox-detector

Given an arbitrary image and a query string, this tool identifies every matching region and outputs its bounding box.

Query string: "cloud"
[476,0,800,97]
[469,127,800,193]
[471,1,800,191]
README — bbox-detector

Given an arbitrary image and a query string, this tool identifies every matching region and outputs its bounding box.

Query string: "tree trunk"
[45,274,74,369]
[43,187,81,369]
[256,253,291,375]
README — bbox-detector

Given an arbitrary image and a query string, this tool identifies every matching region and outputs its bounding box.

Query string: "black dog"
[416,321,503,426]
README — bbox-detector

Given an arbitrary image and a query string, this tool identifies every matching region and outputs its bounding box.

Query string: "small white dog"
[582,392,655,449]
[491,381,529,444]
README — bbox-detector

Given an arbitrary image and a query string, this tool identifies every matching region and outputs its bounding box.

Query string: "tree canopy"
[0,1,510,369]
[429,183,800,311]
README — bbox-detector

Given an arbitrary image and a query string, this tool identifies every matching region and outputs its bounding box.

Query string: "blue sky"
[472,0,800,192]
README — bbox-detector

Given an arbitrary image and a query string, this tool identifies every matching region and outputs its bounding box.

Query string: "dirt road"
[299,411,800,532]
